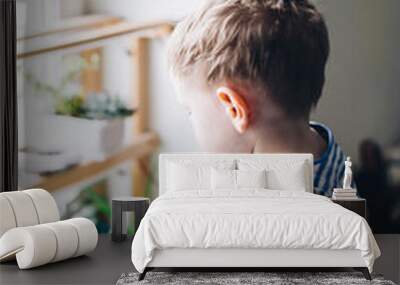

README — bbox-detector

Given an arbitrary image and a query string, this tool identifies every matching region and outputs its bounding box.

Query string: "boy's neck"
[252,118,327,160]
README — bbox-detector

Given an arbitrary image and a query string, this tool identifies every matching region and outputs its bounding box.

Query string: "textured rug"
[116,271,396,285]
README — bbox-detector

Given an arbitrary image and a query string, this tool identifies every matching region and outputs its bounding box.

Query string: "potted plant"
[24,54,135,163]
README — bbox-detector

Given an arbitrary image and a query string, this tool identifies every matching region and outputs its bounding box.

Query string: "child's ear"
[216,86,250,134]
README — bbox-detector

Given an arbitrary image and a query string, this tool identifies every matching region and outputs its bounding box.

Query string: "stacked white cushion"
[42,221,79,262]
[0,225,57,268]
[0,196,17,237]
[0,190,60,236]
[1,191,39,227]
[64,218,98,257]
[0,218,98,269]
[0,189,98,269]
[24,189,60,223]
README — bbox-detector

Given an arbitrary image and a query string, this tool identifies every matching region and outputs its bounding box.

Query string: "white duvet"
[131,190,380,273]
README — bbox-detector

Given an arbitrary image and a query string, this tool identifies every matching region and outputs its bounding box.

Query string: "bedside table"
[112,197,150,242]
[331,198,366,218]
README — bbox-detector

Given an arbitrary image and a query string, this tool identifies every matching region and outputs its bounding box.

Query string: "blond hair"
[168,0,329,118]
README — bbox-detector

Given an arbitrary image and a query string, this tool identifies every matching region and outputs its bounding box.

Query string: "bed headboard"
[158,153,314,195]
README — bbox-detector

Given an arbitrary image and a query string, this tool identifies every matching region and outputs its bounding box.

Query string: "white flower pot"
[44,115,128,162]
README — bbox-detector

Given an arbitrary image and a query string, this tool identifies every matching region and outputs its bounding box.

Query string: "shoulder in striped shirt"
[310,121,348,197]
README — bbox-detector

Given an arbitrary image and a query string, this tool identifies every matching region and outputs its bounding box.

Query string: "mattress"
[131,190,380,273]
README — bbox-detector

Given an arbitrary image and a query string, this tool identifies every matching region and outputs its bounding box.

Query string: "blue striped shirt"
[311,121,350,197]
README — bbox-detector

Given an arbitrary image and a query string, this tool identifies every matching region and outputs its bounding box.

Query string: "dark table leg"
[112,201,124,242]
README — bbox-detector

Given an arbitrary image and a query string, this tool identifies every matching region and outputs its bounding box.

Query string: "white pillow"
[166,159,235,192]
[211,168,236,189]
[236,169,267,189]
[238,159,309,192]
[267,167,308,191]
[211,169,267,190]
[167,163,209,191]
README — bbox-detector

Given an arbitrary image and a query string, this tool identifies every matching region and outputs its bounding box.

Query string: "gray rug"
[117,272,396,285]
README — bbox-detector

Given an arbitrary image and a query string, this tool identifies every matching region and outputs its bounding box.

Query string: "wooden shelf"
[34,132,160,192]
[17,20,174,59]
[18,15,175,195]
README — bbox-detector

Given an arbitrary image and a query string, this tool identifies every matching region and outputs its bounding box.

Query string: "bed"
[131,153,380,280]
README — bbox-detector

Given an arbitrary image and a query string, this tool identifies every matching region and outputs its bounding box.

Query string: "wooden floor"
[0,235,133,285]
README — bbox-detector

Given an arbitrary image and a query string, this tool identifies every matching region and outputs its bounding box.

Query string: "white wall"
[87,0,203,22]
[89,0,400,161]
[87,0,202,153]
[59,0,88,18]
[313,0,400,162]
[16,0,60,37]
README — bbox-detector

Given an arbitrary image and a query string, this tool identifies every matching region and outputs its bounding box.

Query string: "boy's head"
[168,0,330,152]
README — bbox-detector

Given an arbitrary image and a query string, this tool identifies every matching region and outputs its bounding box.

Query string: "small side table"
[112,197,149,242]
[331,198,366,219]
